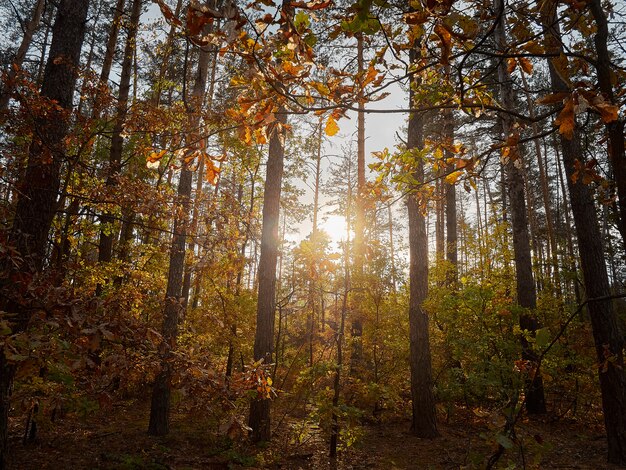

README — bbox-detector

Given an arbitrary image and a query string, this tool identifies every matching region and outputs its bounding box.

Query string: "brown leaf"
[507,58,517,74]
[519,57,533,74]
[434,23,452,65]
[554,97,575,139]
[536,92,569,105]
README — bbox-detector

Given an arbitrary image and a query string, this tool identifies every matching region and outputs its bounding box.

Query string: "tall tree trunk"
[97,0,142,272]
[35,4,55,86]
[0,0,46,111]
[248,110,288,443]
[181,25,220,307]
[520,72,561,290]
[588,0,626,247]
[406,45,438,438]
[541,3,626,463]
[148,17,212,435]
[494,0,546,414]
[443,106,457,285]
[0,0,90,466]
[351,33,366,373]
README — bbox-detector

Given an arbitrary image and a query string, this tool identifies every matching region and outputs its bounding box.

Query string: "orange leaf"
[434,23,452,65]
[536,92,569,105]
[519,57,533,74]
[205,160,221,184]
[507,58,517,74]
[554,97,575,139]
[362,66,378,87]
[404,11,429,25]
[325,116,339,136]
[596,102,619,123]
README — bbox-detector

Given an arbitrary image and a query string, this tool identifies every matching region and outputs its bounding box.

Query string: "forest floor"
[5,399,621,469]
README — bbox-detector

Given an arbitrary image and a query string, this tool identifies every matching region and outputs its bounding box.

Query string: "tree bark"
[0,0,90,466]
[494,0,546,414]
[148,14,212,435]
[350,33,366,374]
[0,0,46,112]
[248,110,287,443]
[541,3,626,463]
[588,0,626,248]
[97,0,142,273]
[406,45,438,438]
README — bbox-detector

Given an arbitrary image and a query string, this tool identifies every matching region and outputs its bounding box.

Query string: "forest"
[1,0,626,468]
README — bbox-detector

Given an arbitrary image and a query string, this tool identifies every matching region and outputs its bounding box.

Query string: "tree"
[148,1,213,434]
[541,0,626,463]
[493,0,545,414]
[0,0,90,466]
[0,0,46,112]
[406,46,438,439]
[97,0,142,275]
[248,110,288,442]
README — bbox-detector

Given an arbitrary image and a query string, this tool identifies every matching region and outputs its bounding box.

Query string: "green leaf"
[535,327,551,348]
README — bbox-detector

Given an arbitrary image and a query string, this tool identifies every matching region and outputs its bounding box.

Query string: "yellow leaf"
[325,116,339,136]
[445,170,463,185]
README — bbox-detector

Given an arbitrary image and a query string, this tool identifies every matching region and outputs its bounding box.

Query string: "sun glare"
[319,214,348,245]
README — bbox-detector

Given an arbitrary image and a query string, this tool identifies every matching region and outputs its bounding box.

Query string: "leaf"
[154,0,182,27]
[362,65,378,87]
[434,23,452,65]
[507,58,517,74]
[596,102,619,123]
[554,97,575,139]
[535,327,551,348]
[445,170,463,185]
[325,116,339,136]
[519,57,533,74]
[536,92,569,105]
[404,11,429,25]
[205,160,221,184]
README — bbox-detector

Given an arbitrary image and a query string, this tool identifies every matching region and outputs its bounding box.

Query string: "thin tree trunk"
[494,0,546,414]
[588,0,626,247]
[351,33,366,373]
[520,71,561,291]
[97,0,142,273]
[148,12,212,435]
[0,0,46,111]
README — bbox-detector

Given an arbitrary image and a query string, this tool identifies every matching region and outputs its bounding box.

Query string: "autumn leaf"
[290,0,331,10]
[507,58,517,74]
[595,102,619,123]
[205,160,221,184]
[154,0,182,27]
[519,57,533,74]
[554,97,575,139]
[445,170,463,185]
[362,65,379,87]
[536,92,569,105]
[404,10,429,25]
[434,23,452,65]
[325,115,339,136]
